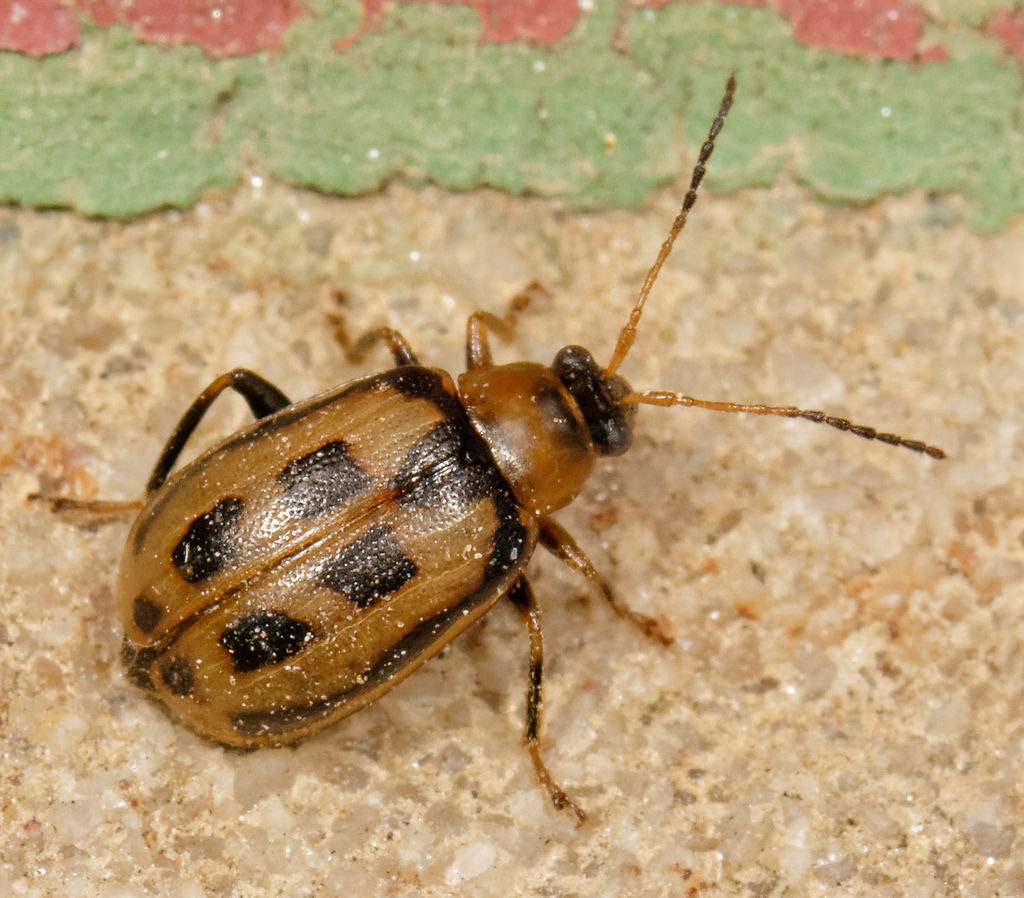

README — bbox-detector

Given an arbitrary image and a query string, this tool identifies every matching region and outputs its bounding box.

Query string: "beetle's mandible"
[36,76,944,823]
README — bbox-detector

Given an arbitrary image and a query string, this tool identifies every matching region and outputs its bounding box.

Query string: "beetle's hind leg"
[507,576,586,824]
[539,516,674,646]
[32,368,293,516]
[144,369,291,494]
[466,280,548,369]
[28,494,144,526]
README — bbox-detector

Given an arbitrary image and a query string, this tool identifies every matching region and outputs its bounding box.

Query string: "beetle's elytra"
[38,76,944,824]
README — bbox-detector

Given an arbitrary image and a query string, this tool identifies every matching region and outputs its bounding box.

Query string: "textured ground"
[2,177,1021,896]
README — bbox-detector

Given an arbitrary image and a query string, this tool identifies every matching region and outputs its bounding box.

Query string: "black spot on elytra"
[393,420,490,508]
[391,404,529,580]
[171,496,244,583]
[132,368,450,557]
[276,440,369,518]
[219,609,314,673]
[485,500,529,580]
[387,366,446,401]
[318,525,418,608]
[230,572,511,739]
[159,655,194,697]
[132,595,163,634]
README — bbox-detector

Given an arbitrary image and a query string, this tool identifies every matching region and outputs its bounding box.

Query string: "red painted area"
[80,0,305,57]
[0,0,80,56]
[3,0,583,56]
[642,0,944,61]
[339,0,579,49]
[460,0,579,43]
[918,42,948,63]
[0,0,961,60]
[778,0,923,60]
[640,0,762,6]
[989,8,1024,62]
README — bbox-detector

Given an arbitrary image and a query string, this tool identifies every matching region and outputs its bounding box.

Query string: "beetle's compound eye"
[551,345,636,457]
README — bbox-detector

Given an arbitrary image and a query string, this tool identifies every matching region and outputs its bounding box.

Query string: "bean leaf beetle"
[35,76,943,823]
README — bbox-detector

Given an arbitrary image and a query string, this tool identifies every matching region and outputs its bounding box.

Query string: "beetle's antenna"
[604,73,736,378]
[621,390,945,459]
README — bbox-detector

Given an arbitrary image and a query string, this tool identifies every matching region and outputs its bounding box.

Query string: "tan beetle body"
[120,367,539,747]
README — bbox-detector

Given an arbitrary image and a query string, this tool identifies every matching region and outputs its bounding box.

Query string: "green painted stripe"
[0,2,1020,229]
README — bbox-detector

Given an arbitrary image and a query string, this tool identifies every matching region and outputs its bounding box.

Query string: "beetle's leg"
[31,368,290,515]
[465,312,503,369]
[145,369,291,494]
[466,280,547,369]
[507,576,586,824]
[27,494,144,525]
[341,326,421,367]
[538,516,673,646]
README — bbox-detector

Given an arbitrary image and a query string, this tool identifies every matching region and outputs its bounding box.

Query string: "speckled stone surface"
[1,180,1021,896]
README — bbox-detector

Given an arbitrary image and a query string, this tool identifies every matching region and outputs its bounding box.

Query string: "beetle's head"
[551,345,636,457]
[548,76,941,463]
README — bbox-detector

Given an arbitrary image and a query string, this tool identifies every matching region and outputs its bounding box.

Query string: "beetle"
[36,76,943,823]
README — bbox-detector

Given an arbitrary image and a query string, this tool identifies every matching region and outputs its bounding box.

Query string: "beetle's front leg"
[339,326,421,368]
[507,576,586,824]
[538,516,674,646]
[465,280,548,369]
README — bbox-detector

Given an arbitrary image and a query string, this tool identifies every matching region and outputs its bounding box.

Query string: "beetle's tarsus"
[29,492,143,525]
